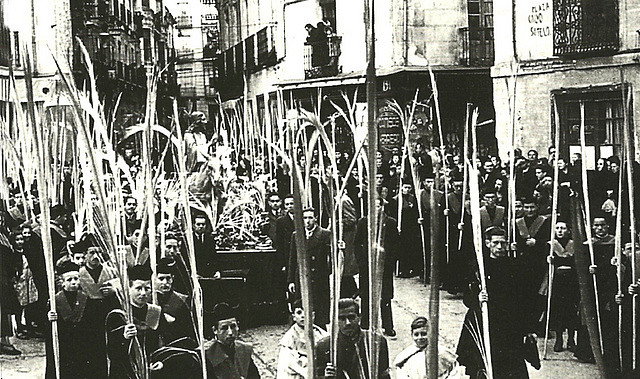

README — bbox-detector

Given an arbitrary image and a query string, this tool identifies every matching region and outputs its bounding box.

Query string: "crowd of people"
[0,105,639,379]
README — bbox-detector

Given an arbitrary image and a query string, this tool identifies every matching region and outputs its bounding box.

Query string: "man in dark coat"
[354,196,399,336]
[287,207,331,327]
[123,196,141,239]
[391,182,422,278]
[0,214,20,355]
[514,198,550,326]
[456,227,537,378]
[106,264,166,378]
[273,194,295,305]
[155,257,195,345]
[479,191,505,233]
[275,194,295,276]
[192,215,217,278]
[263,192,282,243]
[21,222,48,335]
[204,302,260,378]
[574,215,621,377]
[315,298,390,378]
[46,261,103,378]
[443,179,466,293]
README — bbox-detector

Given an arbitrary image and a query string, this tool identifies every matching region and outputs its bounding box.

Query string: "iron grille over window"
[553,0,618,56]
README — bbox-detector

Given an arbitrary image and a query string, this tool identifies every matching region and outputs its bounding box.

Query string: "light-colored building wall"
[223,0,474,94]
[167,0,214,114]
[492,0,640,160]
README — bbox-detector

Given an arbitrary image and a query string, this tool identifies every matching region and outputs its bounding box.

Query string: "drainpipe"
[511,0,519,61]
[404,0,409,65]
[31,0,37,73]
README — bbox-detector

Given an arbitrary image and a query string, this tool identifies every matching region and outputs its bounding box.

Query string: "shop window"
[553,85,630,167]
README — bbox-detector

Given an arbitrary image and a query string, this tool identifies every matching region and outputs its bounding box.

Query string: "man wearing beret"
[46,261,104,378]
[156,257,195,344]
[205,302,260,378]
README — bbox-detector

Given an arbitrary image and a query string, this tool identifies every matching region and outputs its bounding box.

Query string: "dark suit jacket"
[193,232,217,277]
[287,226,331,290]
[354,215,399,300]
[274,214,295,270]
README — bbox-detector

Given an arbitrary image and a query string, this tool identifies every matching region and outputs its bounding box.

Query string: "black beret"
[128,263,153,281]
[58,261,80,275]
[212,303,236,326]
[157,257,176,275]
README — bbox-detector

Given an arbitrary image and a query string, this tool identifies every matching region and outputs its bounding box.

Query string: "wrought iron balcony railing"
[553,0,618,56]
[304,35,341,79]
[459,27,494,66]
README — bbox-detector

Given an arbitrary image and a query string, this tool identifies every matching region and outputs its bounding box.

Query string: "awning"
[276,65,489,90]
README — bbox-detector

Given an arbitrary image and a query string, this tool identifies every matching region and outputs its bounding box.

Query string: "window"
[320,0,336,33]
[553,85,630,164]
[553,0,618,56]
[461,0,494,65]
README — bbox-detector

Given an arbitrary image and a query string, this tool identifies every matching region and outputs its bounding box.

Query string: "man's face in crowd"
[337,305,360,337]
[593,218,609,238]
[486,234,508,259]
[215,318,239,346]
[86,249,101,268]
[402,183,412,195]
[453,155,461,166]
[292,307,305,328]
[376,157,383,168]
[535,168,545,180]
[375,198,384,215]
[22,227,32,240]
[72,252,86,267]
[557,158,567,170]
[596,159,606,171]
[490,156,499,167]
[514,200,524,218]
[523,202,538,218]
[61,271,80,292]
[268,195,282,212]
[194,217,207,234]
[555,222,569,239]
[528,150,538,161]
[125,198,137,216]
[375,173,385,187]
[14,234,24,249]
[303,211,316,230]
[570,153,580,165]
[453,182,463,195]
[130,279,151,306]
[483,161,494,173]
[155,273,173,294]
[165,238,180,257]
[483,193,496,208]
[412,326,429,349]
[284,197,295,215]
[610,162,620,173]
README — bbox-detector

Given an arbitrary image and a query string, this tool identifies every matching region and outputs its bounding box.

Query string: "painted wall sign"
[515,0,553,60]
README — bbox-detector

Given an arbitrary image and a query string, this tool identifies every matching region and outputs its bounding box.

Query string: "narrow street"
[0,276,603,378]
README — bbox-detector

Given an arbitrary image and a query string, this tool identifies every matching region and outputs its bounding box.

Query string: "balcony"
[459,27,493,66]
[303,35,341,79]
[553,0,618,56]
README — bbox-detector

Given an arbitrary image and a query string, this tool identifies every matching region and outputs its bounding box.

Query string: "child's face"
[62,272,80,292]
[292,307,305,327]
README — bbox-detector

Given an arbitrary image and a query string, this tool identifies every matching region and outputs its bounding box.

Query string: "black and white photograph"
[0,0,638,377]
